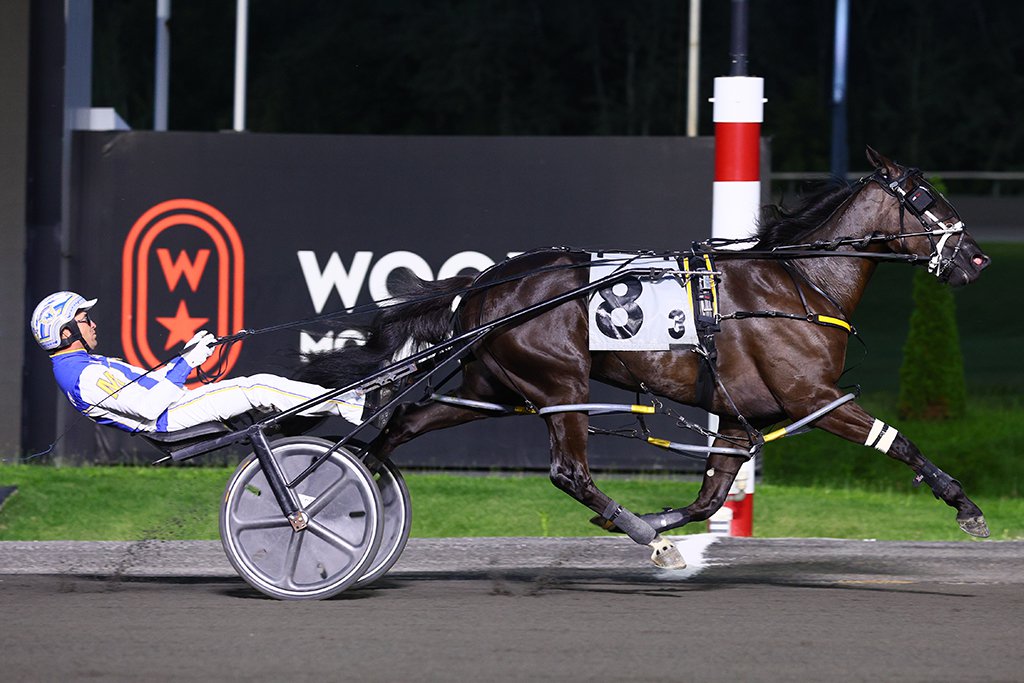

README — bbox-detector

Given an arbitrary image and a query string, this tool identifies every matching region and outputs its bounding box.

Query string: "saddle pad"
[587,253,703,351]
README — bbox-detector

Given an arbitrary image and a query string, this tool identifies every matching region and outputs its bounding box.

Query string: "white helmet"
[30,291,97,351]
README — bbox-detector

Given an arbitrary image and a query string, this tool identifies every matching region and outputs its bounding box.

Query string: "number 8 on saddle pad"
[587,252,717,352]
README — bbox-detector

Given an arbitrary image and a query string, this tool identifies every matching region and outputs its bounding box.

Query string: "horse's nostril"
[972,254,990,268]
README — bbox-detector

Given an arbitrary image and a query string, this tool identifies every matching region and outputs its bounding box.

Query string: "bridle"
[702,167,970,281]
[867,168,966,282]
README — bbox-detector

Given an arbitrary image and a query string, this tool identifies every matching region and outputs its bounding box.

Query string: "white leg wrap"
[864,419,898,453]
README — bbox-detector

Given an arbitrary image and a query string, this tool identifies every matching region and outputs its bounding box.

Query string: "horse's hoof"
[958,515,990,538]
[649,535,687,570]
[589,515,623,533]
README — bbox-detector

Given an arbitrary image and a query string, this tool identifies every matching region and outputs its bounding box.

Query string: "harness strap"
[781,260,850,320]
[927,227,960,275]
[721,310,854,334]
[812,314,853,333]
[782,261,812,313]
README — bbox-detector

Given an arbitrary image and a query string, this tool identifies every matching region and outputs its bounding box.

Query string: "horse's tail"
[296,272,474,388]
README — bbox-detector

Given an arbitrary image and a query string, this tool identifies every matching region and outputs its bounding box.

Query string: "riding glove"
[182,330,218,368]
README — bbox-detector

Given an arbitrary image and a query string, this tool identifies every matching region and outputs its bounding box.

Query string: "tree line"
[93,0,1023,175]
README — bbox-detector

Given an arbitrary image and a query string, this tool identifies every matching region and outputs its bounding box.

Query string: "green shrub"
[897,268,967,419]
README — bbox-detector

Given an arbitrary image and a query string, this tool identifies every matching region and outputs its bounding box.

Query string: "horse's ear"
[865,146,899,177]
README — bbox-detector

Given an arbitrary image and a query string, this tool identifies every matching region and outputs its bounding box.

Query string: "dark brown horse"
[301,148,991,568]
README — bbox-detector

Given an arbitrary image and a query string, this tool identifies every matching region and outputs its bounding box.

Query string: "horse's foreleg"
[546,412,686,569]
[894,434,989,537]
[812,401,989,537]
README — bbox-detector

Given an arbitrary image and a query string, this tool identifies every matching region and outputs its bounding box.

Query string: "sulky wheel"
[220,436,383,600]
[355,457,412,587]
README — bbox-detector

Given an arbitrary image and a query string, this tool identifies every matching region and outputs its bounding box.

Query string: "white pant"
[163,373,363,431]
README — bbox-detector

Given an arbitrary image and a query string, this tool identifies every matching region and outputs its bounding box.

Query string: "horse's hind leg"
[368,359,522,461]
[484,343,686,566]
[543,410,687,569]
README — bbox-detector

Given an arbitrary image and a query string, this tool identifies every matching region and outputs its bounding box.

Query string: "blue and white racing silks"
[51,349,192,433]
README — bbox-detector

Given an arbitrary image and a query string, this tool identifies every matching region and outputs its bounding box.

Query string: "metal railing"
[772,171,1024,181]
[771,171,1024,197]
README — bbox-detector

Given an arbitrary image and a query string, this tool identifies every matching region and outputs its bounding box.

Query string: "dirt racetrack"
[1,537,1021,682]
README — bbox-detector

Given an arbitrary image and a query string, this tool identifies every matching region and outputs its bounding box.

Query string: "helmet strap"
[60,321,92,353]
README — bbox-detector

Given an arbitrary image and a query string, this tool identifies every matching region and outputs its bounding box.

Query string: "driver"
[30,291,363,433]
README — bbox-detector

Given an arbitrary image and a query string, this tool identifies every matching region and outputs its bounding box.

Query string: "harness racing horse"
[300,148,991,568]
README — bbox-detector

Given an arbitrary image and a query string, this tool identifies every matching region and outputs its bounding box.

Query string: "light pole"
[233,0,249,132]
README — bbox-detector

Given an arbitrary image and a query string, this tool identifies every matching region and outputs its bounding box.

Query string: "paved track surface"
[2,537,1022,682]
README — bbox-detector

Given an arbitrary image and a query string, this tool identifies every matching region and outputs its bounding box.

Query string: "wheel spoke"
[280,529,306,591]
[304,473,357,517]
[306,518,359,556]
[229,511,292,531]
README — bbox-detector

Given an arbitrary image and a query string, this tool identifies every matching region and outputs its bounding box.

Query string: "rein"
[214,168,966,355]
[184,167,968,456]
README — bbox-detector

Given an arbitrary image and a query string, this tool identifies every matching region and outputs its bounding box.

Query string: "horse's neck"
[793,196,887,315]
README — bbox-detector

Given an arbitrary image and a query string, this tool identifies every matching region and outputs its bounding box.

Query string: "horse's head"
[865,147,990,286]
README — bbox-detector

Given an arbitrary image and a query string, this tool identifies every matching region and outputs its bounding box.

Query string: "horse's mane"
[753,179,857,249]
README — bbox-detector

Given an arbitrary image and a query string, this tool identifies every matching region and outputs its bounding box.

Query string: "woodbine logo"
[121,199,245,385]
[296,250,519,353]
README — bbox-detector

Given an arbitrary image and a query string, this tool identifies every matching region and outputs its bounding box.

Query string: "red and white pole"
[712,77,764,243]
[707,7,764,536]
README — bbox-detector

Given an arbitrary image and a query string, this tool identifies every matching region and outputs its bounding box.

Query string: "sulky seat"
[142,421,234,443]
[140,421,241,464]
